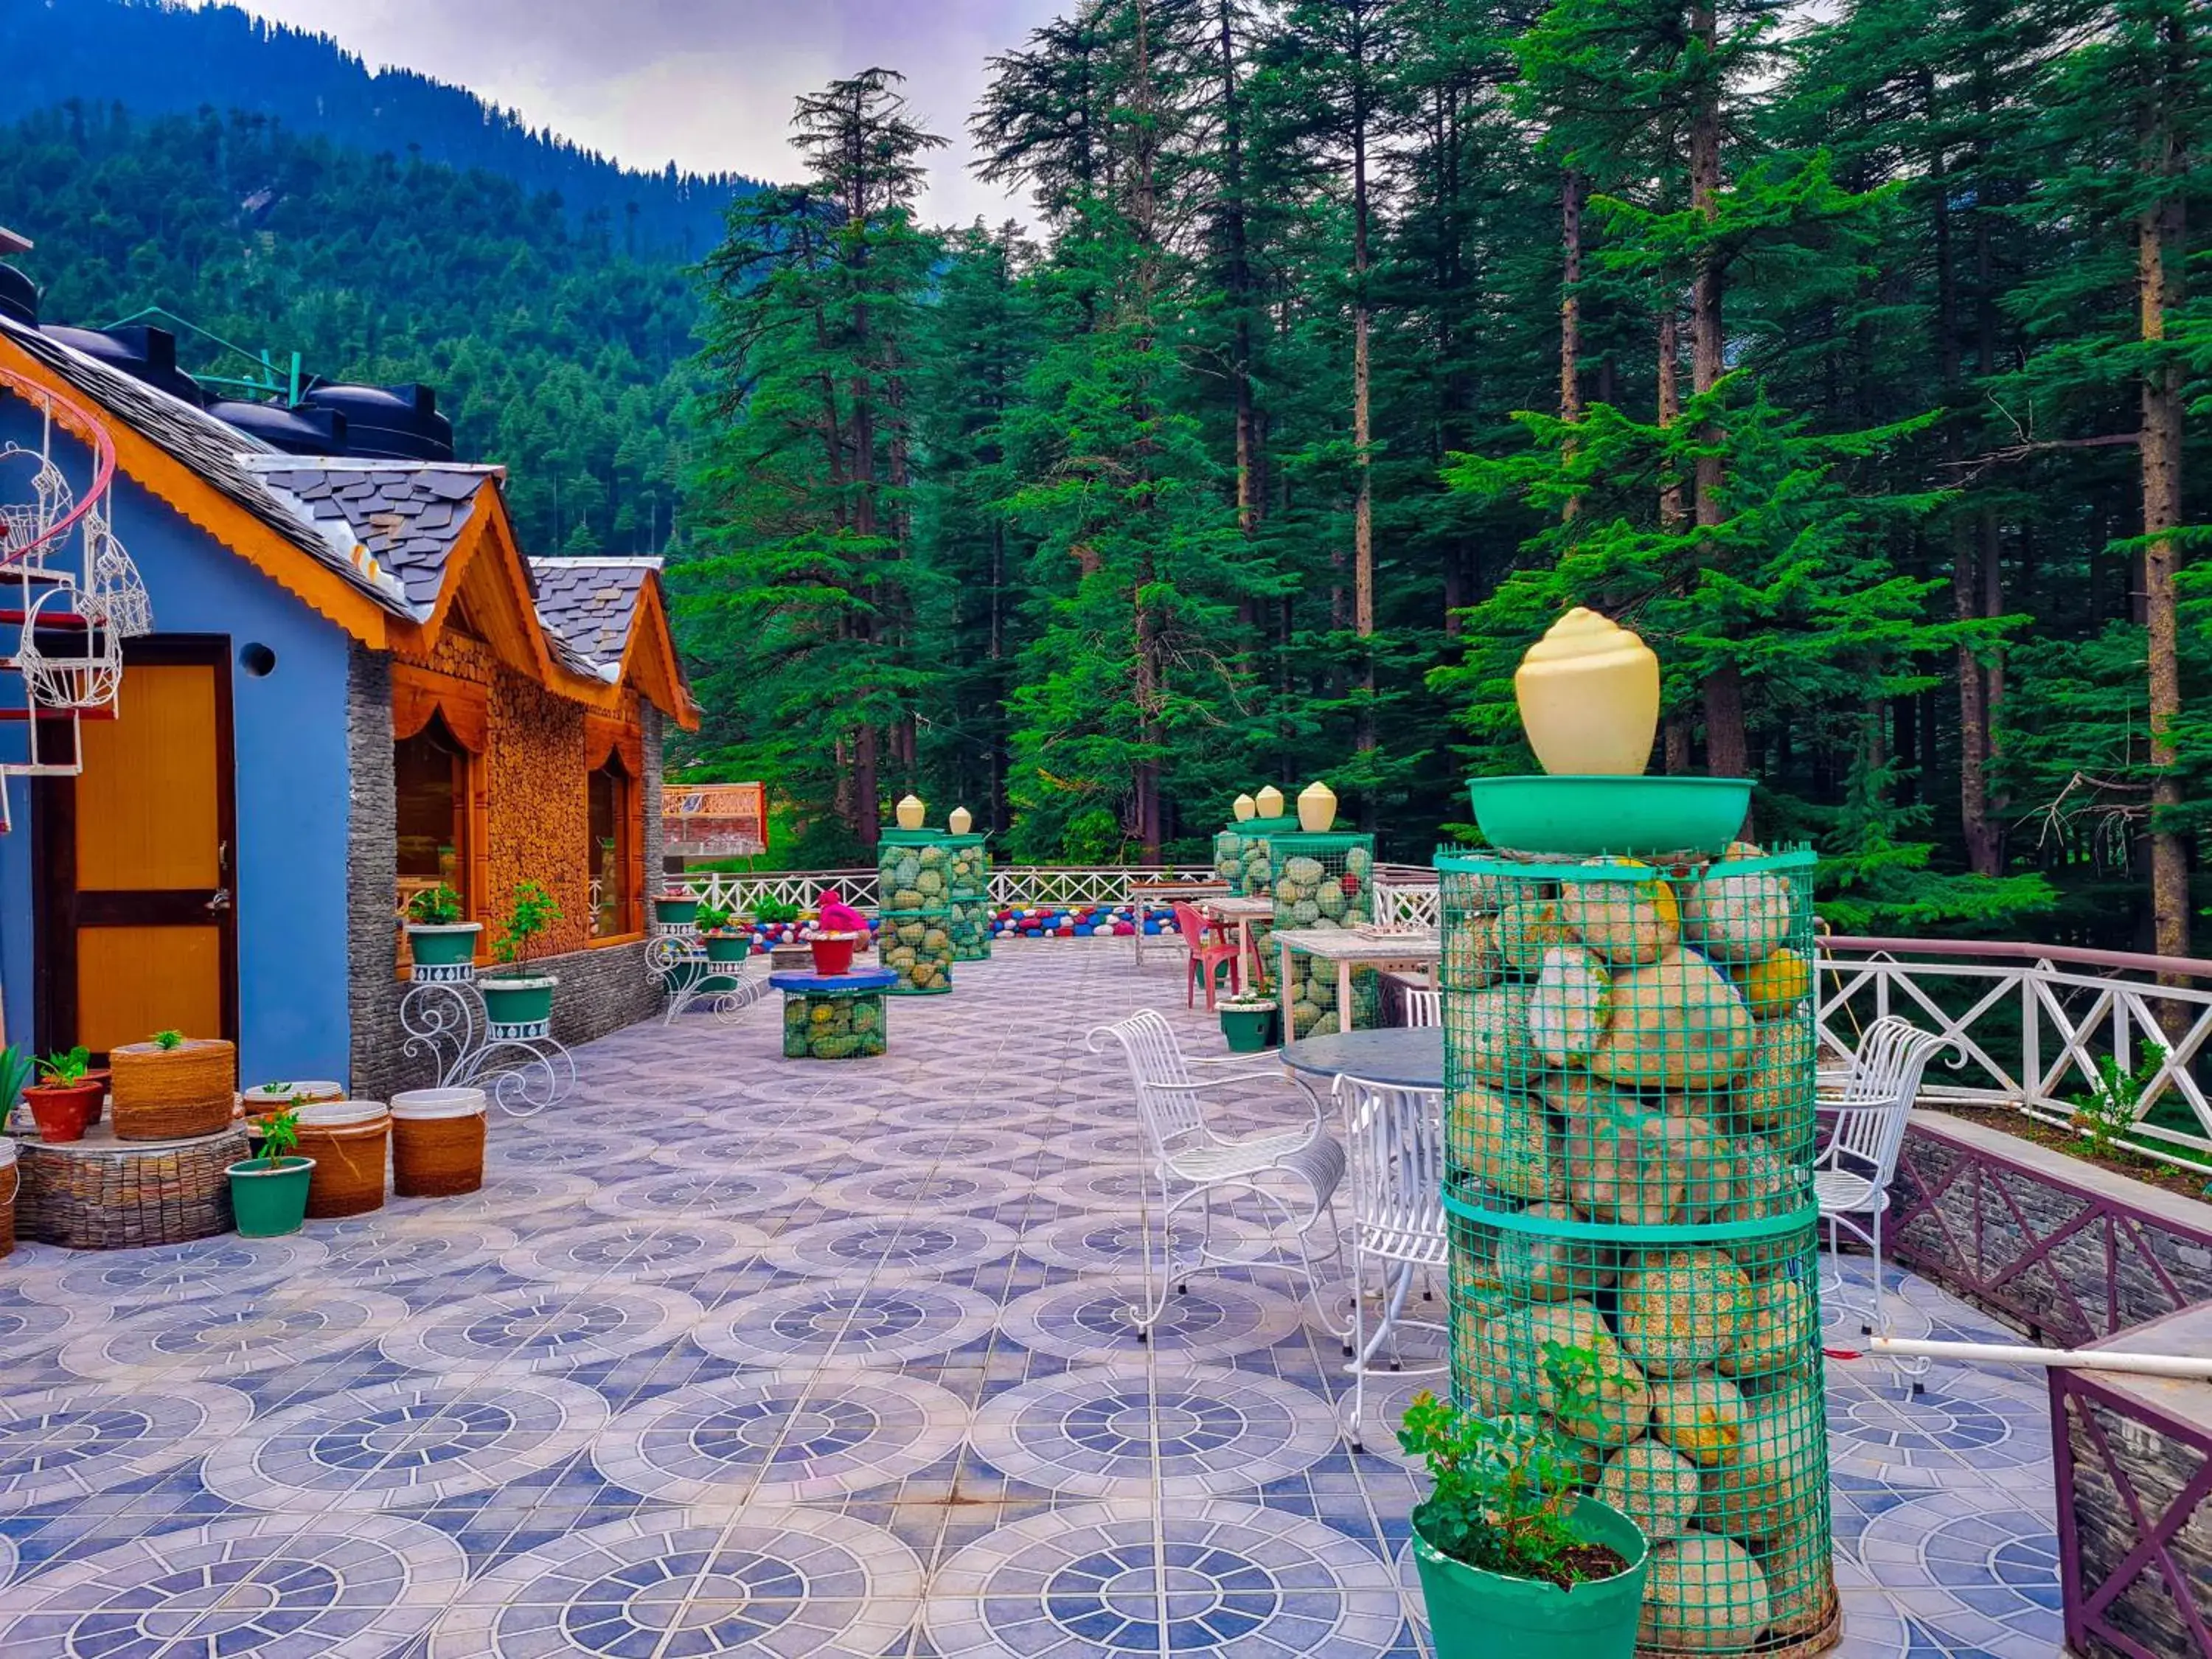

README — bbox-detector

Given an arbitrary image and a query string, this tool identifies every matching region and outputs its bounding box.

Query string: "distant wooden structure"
[663,782,767,862]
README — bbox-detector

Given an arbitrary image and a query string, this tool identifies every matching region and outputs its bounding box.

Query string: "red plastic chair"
[1172,902,1240,1009]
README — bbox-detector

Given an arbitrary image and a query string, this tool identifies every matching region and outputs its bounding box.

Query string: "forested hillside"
[678,1,2210,952]
[1,101,695,556]
[0,0,756,255]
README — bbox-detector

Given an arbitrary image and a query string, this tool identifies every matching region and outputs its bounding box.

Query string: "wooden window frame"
[392,666,491,973]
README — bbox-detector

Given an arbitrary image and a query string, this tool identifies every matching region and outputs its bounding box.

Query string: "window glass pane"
[589,762,623,937]
[396,720,466,917]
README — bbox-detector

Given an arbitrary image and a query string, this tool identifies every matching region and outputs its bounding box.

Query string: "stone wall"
[2051,1304,2212,1659]
[1889,1112,2212,1346]
[347,641,670,1102]
[345,643,402,1096]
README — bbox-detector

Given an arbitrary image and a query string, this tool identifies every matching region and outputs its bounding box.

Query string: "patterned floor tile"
[203,1376,609,1512]
[0,1513,466,1655]
[998,1276,1308,1363]
[970,1360,1338,1498]
[315,1220,521,1289]
[594,1368,968,1503]
[425,1506,923,1658]
[762,1214,1019,1280]
[813,1164,1033,1216]
[925,1497,1405,1658]
[0,1298,100,1368]
[650,1127,854,1172]
[692,1279,1000,1369]
[381,1283,703,1374]
[852,1126,1048,1171]
[1857,1490,2063,1657]
[58,1288,406,1382]
[587,1166,817,1220]
[13,1234,330,1310]
[501,1217,768,1285]
[0,1382,251,1512]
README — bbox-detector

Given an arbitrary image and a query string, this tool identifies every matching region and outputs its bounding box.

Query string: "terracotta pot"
[24,1080,102,1143]
[810,932,862,975]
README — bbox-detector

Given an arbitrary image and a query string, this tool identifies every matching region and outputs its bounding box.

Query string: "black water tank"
[40,324,206,406]
[206,400,347,456]
[298,382,453,461]
[0,264,35,328]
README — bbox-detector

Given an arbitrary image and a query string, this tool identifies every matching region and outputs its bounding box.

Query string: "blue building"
[0,296,693,1099]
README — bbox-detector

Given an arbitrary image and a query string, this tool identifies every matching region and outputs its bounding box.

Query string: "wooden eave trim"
[0,340,392,644]
[615,580,699,729]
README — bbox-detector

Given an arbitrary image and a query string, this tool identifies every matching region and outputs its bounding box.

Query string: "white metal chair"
[1087,1011,1346,1338]
[1332,1072,1449,1450]
[1815,1015,1960,1337]
[1399,985,1440,1028]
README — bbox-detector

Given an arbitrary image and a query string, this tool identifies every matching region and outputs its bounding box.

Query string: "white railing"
[1374,873,1441,930]
[1818,936,2212,1173]
[674,864,1232,915]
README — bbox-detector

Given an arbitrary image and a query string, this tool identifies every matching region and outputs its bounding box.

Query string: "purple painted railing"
[2051,1368,2212,1658]
[1887,1119,2212,1349]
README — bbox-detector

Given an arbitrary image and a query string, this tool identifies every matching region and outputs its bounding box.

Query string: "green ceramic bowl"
[1468,774,1751,858]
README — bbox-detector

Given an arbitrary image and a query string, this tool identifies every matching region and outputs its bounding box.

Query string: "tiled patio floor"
[0,949,2062,1657]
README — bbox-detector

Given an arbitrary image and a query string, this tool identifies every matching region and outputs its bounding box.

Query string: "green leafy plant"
[493,880,565,975]
[247,1108,302,1168]
[695,900,736,933]
[1397,1342,1630,1588]
[151,1029,186,1051]
[35,1046,91,1086]
[2070,1045,2170,1157]
[406,884,466,926]
[753,898,802,926]
[0,1044,34,1115]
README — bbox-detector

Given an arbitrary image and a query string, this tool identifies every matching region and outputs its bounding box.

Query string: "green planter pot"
[406,922,481,968]
[481,975,557,1029]
[1411,1498,1649,1659]
[654,895,700,928]
[1219,1005,1279,1053]
[228,1155,316,1237]
[703,933,751,965]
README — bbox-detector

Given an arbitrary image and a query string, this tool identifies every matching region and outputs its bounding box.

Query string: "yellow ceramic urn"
[895,794,927,831]
[1232,793,1258,822]
[1255,785,1286,818]
[1297,781,1338,832]
[948,806,973,835]
[1514,607,1660,776]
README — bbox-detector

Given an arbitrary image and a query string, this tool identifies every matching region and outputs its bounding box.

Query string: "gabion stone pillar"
[1437,844,1835,1657]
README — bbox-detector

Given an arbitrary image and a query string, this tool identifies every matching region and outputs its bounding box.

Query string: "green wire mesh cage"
[1437,843,1834,1657]
[1268,832,1382,1032]
[1214,815,1301,896]
[944,832,992,961]
[781,987,888,1058]
[875,833,956,994]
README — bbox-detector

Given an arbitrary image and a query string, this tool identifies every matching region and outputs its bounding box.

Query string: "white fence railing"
[670,866,2210,1169]
[1818,936,2212,1173]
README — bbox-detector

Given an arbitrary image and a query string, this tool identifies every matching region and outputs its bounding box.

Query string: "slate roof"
[241,459,503,619]
[530,558,660,669]
[0,314,412,616]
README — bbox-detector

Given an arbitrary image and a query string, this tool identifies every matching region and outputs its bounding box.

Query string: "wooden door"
[37,636,237,1058]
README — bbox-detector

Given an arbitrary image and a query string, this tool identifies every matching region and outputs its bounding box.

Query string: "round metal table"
[1278,1027,1442,1091]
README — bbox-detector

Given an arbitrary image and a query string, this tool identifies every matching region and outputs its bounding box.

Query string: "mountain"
[1,98,700,557]
[0,0,760,258]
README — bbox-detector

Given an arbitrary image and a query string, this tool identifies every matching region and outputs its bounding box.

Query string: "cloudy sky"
[186,0,1060,225]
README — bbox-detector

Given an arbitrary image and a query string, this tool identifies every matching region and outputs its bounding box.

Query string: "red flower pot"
[24,1080,102,1143]
[810,932,860,975]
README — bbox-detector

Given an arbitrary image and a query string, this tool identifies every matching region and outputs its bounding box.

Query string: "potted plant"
[404,883,481,970]
[695,900,754,967]
[1217,988,1281,1053]
[1397,1344,1651,1659]
[653,888,700,929]
[481,880,563,1029]
[0,1043,34,1136]
[22,1046,101,1143]
[227,1108,316,1237]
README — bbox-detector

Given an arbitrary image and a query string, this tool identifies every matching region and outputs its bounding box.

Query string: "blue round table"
[1279,1026,1442,1090]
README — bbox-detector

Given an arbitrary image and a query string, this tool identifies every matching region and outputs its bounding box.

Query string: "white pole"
[1863,1335,2212,1380]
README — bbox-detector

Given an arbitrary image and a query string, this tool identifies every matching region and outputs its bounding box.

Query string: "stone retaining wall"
[1888,1112,2212,1347]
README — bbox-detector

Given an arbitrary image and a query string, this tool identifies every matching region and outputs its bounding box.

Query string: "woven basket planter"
[18,1125,250,1249]
[0,1143,15,1260]
[239,1080,346,1119]
[390,1088,487,1197]
[296,1102,390,1218]
[110,1038,236,1141]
